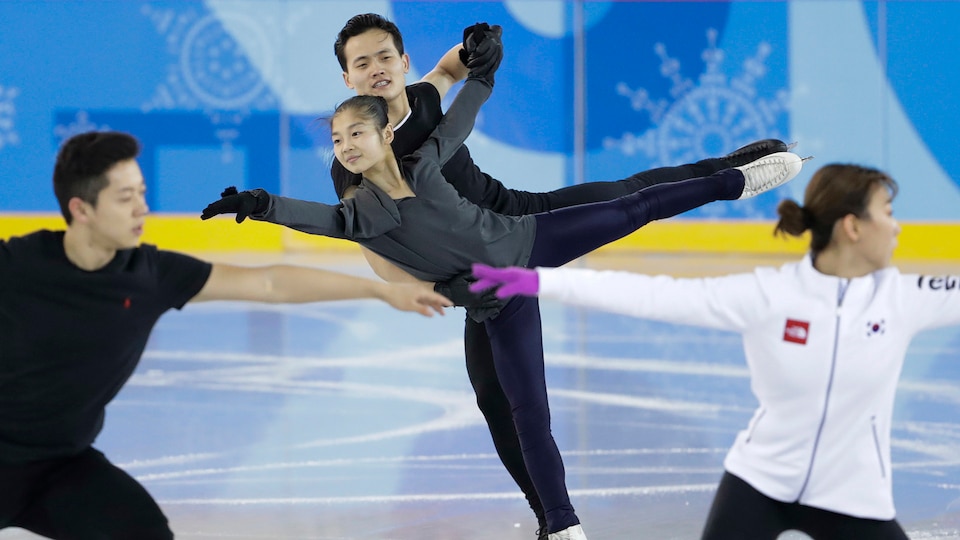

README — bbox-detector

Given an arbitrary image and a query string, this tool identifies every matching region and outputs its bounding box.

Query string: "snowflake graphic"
[53,111,109,143]
[604,29,790,217]
[141,4,281,162]
[142,5,278,112]
[0,85,21,151]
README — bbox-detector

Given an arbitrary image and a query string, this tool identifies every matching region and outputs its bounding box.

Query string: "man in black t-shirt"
[329,14,788,540]
[0,130,451,539]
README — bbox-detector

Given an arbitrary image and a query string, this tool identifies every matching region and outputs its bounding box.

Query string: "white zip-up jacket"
[537,255,960,520]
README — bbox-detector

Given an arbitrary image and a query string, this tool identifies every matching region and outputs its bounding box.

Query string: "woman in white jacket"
[469,164,960,539]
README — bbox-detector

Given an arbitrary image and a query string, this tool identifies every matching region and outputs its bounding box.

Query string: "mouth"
[133,224,144,236]
[372,80,390,90]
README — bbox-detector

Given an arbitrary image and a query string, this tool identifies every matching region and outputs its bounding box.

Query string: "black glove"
[200,186,270,223]
[458,22,489,66]
[435,270,505,314]
[435,272,505,323]
[467,25,502,86]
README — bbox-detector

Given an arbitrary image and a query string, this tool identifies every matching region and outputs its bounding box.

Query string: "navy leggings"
[702,472,909,540]
[482,169,745,532]
[464,158,731,529]
[0,447,173,539]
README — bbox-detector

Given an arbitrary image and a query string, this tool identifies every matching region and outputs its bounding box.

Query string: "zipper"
[797,279,848,500]
[871,415,886,478]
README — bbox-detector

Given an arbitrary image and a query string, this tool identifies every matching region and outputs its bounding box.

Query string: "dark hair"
[775,164,898,255]
[330,95,390,199]
[332,94,389,130]
[334,13,405,72]
[52,131,140,224]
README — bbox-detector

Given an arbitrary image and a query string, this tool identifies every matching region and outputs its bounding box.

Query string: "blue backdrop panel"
[0,1,957,220]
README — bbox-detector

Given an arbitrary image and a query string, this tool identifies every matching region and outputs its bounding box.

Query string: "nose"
[136,195,149,216]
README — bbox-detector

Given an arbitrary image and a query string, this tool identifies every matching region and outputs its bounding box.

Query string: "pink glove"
[469,263,540,299]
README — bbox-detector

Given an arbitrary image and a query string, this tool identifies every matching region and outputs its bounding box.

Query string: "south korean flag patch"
[866,319,886,337]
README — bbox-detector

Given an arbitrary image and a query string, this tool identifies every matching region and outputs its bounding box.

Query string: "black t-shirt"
[0,230,212,463]
[331,82,519,214]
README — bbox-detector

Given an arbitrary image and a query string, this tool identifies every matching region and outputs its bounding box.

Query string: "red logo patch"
[123,297,131,309]
[783,319,809,344]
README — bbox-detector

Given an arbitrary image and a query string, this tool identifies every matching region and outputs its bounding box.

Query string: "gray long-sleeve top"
[252,79,537,282]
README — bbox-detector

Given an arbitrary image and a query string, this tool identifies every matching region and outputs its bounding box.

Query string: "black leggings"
[702,472,909,540]
[490,158,728,216]
[0,447,173,539]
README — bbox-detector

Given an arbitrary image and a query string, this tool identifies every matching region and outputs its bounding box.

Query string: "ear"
[839,213,861,242]
[342,71,355,90]
[383,123,395,144]
[401,53,410,73]
[67,196,92,224]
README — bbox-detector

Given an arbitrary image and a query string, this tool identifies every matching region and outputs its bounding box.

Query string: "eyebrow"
[351,48,392,66]
[331,122,367,137]
[114,184,145,194]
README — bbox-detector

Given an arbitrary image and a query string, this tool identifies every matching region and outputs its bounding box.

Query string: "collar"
[393,106,413,130]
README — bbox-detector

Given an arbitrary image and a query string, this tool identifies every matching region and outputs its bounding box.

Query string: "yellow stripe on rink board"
[137,215,356,252]
[0,214,957,260]
[594,220,960,261]
[0,215,65,239]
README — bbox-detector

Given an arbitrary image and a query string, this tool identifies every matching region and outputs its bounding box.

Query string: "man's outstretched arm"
[190,262,450,317]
